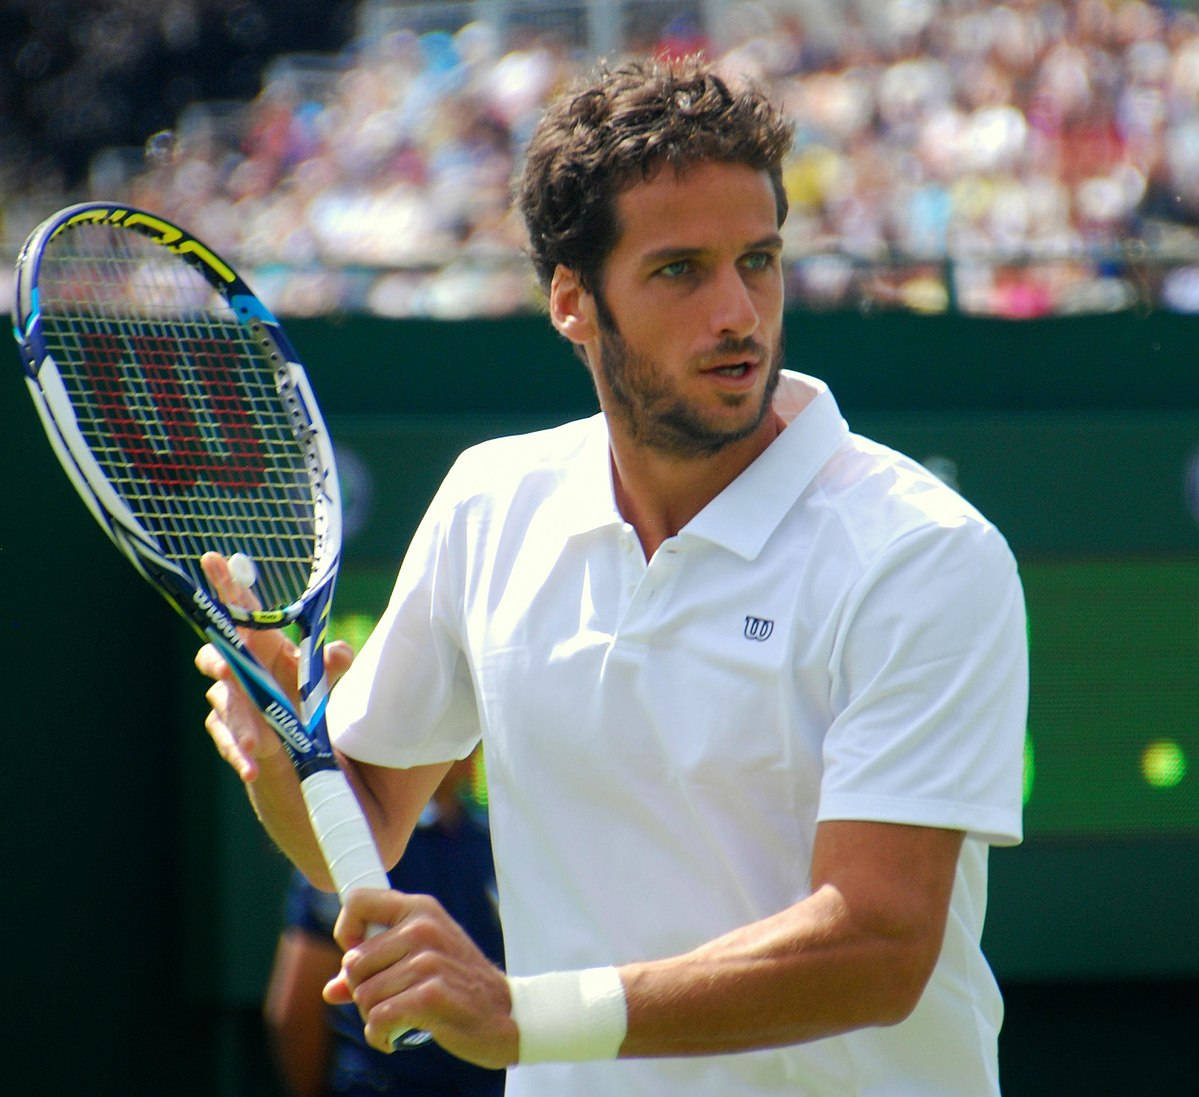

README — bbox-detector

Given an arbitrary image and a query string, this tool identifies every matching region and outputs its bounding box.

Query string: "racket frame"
[14,202,434,1048]
[15,204,341,775]
[10,203,414,890]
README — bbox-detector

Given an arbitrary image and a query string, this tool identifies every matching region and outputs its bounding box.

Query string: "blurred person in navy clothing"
[265,755,504,1097]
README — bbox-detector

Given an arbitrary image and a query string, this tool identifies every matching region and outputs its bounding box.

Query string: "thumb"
[323,969,353,1005]
[325,639,356,685]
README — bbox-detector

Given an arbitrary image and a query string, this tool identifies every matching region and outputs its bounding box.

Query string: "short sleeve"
[817,518,1027,846]
[327,461,482,768]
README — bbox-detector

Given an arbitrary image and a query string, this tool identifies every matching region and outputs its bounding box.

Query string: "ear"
[548,265,597,347]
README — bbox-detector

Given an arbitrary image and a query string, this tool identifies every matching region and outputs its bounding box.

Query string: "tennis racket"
[11,202,430,1046]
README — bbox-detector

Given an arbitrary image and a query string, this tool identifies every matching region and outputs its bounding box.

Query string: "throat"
[610,412,784,560]
[611,477,686,562]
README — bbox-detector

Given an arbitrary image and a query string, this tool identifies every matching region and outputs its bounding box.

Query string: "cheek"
[753,272,785,320]
[611,304,688,364]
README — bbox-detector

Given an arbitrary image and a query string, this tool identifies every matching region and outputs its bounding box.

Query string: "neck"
[609,410,785,560]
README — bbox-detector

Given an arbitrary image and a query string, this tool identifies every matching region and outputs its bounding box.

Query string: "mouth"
[710,362,752,378]
[701,355,763,385]
[700,340,767,381]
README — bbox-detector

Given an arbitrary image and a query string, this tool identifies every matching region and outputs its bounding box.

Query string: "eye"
[657,258,693,279]
[741,250,776,273]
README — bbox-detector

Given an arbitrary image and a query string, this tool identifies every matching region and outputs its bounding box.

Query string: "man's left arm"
[619,818,962,1055]
[326,817,961,1066]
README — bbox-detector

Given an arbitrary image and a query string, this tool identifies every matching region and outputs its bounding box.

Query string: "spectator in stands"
[7,1,1199,315]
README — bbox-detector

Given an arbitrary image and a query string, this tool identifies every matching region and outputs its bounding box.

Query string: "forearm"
[510,822,961,1065]
[617,884,929,1058]
[244,747,336,890]
[506,885,934,1067]
[242,744,449,893]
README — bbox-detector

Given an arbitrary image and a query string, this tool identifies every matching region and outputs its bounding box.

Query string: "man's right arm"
[195,632,449,890]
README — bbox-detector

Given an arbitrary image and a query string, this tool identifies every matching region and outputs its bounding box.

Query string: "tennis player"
[198,55,1027,1096]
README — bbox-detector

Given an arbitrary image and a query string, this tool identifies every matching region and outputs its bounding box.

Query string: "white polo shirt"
[329,371,1027,1096]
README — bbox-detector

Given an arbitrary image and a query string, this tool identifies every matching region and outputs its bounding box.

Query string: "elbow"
[874,985,925,1027]
[871,942,940,1027]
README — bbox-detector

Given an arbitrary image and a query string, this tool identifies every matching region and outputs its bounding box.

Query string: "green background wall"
[5,309,1197,1093]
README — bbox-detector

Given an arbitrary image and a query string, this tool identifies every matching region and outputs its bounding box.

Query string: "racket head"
[12,203,341,635]
[15,206,428,1048]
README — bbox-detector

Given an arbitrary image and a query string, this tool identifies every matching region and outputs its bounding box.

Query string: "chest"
[461,522,839,801]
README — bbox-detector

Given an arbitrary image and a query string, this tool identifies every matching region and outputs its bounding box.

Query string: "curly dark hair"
[517,55,794,294]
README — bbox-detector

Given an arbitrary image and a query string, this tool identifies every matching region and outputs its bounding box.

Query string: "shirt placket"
[614,530,684,643]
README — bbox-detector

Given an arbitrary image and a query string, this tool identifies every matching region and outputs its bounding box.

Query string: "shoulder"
[434,415,600,513]
[811,432,1014,576]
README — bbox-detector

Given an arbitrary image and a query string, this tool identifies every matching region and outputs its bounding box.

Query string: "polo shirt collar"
[682,371,848,560]
[554,372,848,555]
[553,413,626,536]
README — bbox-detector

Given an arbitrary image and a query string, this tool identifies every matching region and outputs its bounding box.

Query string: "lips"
[701,338,766,377]
[702,355,761,383]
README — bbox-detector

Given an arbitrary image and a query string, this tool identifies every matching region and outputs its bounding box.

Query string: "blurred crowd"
[7,0,1199,317]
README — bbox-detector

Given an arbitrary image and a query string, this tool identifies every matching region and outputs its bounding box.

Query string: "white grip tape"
[507,966,628,1064]
[300,768,390,901]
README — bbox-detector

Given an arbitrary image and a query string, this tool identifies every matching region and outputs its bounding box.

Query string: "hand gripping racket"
[12,203,430,1047]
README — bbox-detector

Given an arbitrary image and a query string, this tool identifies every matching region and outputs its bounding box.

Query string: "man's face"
[588,160,786,458]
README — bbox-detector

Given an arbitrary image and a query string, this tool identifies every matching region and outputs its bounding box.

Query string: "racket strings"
[35,223,320,612]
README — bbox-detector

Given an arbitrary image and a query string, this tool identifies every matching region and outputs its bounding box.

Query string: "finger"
[354,950,515,1064]
[322,969,353,1006]
[204,705,259,782]
[365,1008,416,1054]
[325,639,355,684]
[201,550,262,612]
[193,641,231,681]
[204,672,284,773]
[201,552,299,694]
[332,887,411,951]
[347,959,429,1053]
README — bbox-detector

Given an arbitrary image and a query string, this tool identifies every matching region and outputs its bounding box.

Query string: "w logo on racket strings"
[744,616,775,642]
[79,331,267,492]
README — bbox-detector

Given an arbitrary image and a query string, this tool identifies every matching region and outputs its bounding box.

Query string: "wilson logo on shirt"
[743,616,775,642]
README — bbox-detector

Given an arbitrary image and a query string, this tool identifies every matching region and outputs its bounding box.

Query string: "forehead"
[610,160,780,259]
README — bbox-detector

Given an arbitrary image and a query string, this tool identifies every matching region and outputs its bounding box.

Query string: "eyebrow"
[640,233,784,266]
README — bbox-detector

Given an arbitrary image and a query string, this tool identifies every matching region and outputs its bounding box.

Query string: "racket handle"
[300,768,390,897]
[299,768,434,1049]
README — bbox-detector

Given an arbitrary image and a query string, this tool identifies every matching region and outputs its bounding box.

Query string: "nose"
[708,264,760,340]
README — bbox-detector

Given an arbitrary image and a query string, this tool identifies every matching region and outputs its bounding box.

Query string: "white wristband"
[507,966,628,1064]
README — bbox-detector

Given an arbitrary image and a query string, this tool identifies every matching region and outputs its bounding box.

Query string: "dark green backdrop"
[5,309,1197,1093]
